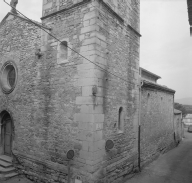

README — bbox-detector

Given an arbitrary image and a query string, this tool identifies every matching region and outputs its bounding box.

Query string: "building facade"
[140,68,176,167]
[174,109,183,144]
[183,114,192,127]
[0,0,140,183]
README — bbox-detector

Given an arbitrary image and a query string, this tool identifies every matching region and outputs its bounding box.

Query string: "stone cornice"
[41,0,91,20]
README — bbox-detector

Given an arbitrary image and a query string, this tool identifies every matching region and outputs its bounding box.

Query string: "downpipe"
[138,75,143,172]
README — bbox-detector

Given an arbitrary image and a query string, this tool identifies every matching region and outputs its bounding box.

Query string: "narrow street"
[125,128,192,183]
[1,129,192,183]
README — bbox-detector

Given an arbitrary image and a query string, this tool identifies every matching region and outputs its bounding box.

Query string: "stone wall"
[140,85,175,166]
[0,13,41,155]
[42,0,85,17]
[92,0,140,182]
[41,0,140,182]
[0,0,140,182]
[0,12,79,183]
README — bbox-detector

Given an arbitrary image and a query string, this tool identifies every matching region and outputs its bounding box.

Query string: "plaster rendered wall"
[140,88,175,166]
[174,114,182,143]
[141,72,157,83]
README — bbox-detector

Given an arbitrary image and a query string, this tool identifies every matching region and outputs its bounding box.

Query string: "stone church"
[0,0,140,182]
[0,0,182,182]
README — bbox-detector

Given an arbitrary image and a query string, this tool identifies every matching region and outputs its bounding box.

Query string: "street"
[125,128,192,183]
[1,129,192,183]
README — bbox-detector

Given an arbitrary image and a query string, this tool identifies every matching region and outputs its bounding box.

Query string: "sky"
[0,0,191,99]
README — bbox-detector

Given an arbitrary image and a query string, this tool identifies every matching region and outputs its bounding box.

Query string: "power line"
[3,0,140,87]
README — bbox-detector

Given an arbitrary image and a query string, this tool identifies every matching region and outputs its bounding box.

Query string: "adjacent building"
[174,109,183,143]
[183,114,192,126]
[140,67,176,166]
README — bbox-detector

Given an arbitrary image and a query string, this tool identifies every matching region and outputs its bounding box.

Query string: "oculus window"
[1,61,17,94]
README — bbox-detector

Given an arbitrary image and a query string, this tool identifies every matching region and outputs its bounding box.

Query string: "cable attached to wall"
[3,0,142,88]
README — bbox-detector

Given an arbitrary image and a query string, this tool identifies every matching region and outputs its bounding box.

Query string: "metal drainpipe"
[173,95,176,143]
[138,73,143,172]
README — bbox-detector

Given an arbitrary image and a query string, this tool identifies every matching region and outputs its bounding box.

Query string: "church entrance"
[1,112,13,156]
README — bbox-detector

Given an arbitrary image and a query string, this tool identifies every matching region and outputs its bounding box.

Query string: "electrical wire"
[3,0,140,87]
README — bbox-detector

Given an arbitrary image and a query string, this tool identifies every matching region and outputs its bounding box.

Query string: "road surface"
[125,128,192,183]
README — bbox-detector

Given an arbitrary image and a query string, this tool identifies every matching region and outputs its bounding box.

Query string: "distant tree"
[174,102,187,117]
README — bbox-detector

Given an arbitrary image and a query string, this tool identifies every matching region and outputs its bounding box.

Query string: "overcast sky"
[0,0,191,99]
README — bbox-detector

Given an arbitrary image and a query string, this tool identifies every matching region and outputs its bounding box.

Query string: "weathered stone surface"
[0,0,140,183]
[140,88,175,167]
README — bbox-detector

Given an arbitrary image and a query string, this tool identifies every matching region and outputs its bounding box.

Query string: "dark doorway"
[1,112,12,156]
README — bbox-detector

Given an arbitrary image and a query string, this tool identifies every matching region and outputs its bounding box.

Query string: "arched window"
[57,39,71,64]
[60,41,68,60]
[118,107,124,132]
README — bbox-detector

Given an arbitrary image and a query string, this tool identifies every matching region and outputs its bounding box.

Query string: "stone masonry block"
[77,63,96,70]
[78,130,93,141]
[90,32,106,42]
[87,122,104,132]
[93,130,103,141]
[79,150,94,160]
[80,45,95,52]
[79,34,85,41]
[82,56,107,66]
[82,141,89,151]
[90,18,96,25]
[80,105,104,114]
[79,122,88,130]
[78,69,96,78]
[82,86,104,97]
[85,158,103,166]
[95,140,105,150]
[74,113,104,123]
[78,78,98,87]
[80,50,102,57]
[83,11,97,21]
[76,96,104,105]
[83,20,90,27]
[82,38,100,46]
[93,149,105,160]
[82,140,105,153]
[81,25,97,34]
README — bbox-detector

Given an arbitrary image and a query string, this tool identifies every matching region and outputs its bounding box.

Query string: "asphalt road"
[126,128,192,183]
